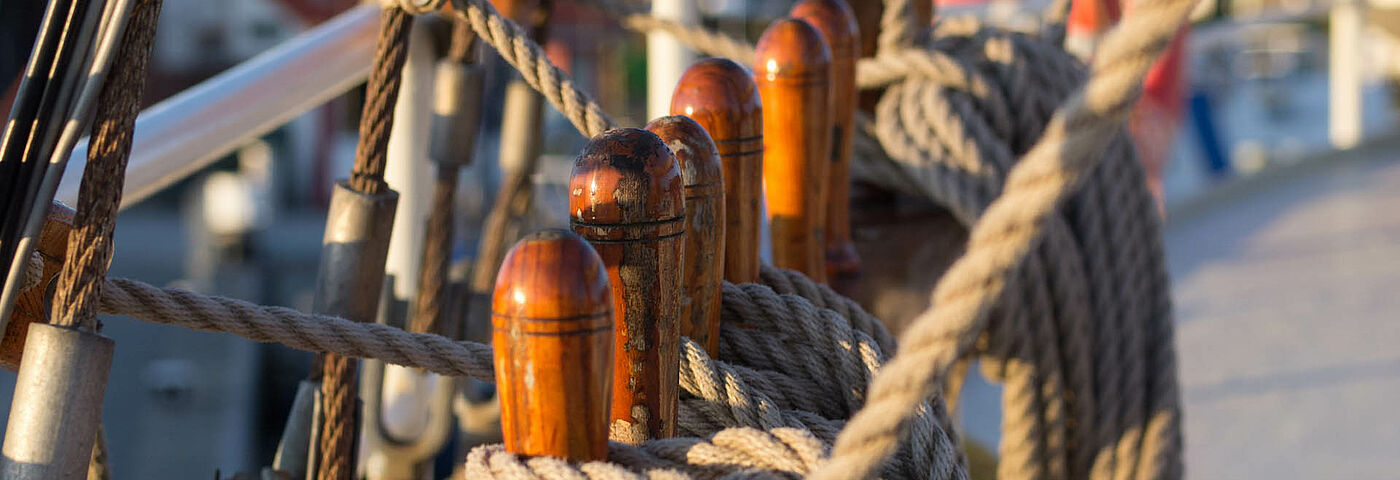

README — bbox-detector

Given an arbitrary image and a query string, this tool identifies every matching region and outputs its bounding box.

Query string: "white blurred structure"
[647,0,699,120]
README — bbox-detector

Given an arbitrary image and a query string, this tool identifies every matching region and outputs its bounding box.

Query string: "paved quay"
[1168,151,1400,479]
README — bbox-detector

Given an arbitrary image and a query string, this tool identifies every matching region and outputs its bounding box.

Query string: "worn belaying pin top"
[791,0,861,290]
[569,128,683,444]
[645,115,724,356]
[755,18,833,282]
[670,58,764,284]
[493,229,614,462]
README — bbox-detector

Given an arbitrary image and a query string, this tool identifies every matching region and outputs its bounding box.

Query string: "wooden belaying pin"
[570,128,684,443]
[755,18,833,282]
[670,58,764,284]
[792,0,861,289]
[0,202,75,370]
[492,229,614,462]
[645,115,724,356]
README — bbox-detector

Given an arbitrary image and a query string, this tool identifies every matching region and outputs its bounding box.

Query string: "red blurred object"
[276,0,359,25]
[1070,0,1186,212]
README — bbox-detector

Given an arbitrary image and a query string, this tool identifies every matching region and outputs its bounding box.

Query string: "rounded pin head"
[492,229,615,461]
[492,229,612,325]
[570,128,684,228]
[644,116,723,188]
[754,18,832,83]
[670,58,762,143]
[790,0,859,56]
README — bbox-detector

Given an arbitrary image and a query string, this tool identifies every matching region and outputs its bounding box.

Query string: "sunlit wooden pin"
[792,0,861,289]
[492,229,613,461]
[645,115,724,356]
[0,202,75,370]
[569,128,684,443]
[670,58,764,284]
[755,18,833,281]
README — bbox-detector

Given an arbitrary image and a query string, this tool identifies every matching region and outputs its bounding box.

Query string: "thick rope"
[347,7,414,194]
[449,0,615,137]
[812,0,1195,476]
[408,166,456,335]
[60,0,1189,476]
[94,266,962,479]
[50,0,161,332]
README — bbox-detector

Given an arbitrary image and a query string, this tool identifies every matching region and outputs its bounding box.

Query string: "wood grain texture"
[569,128,683,443]
[645,115,724,356]
[1,202,76,370]
[792,0,862,292]
[493,229,614,462]
[755,18,833,282]
[670,58,764,284]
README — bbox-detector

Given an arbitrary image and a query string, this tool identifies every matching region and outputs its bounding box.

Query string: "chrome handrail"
[56,4,382,209]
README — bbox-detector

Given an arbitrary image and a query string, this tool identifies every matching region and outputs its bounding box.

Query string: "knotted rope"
[507,0,1187,478]
[51,0,1191,476]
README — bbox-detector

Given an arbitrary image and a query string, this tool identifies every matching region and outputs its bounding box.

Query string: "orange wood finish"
[569,128,683,443]
[1,202,76,370]
[492,229,614,461]
[792,0,862,290]
[754,18,833,281]
[670,58,764,284]
[645,115,724,356]
[492,0,542,25]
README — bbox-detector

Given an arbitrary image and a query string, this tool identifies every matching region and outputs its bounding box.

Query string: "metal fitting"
[429,60,485,167]
[313,181,399,322]
[0,323,115,480]
[361,360,457,479]
[269,380,319,480]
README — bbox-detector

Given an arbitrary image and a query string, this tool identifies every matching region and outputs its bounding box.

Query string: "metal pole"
[376,21,436,456]
[1329,0,1364,149]
[54,5,381,209]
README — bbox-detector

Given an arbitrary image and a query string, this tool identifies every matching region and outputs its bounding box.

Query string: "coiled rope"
[33,0,1193,476]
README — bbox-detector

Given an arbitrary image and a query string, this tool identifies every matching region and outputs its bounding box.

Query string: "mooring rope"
[31,0,1192,475]
[95,265,958,479]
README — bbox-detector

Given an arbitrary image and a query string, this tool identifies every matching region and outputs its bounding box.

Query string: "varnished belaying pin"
[569,128,684,444]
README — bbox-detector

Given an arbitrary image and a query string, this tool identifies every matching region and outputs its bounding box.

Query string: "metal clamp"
[361,359,457,479]
[0,323,115,479]
[429,60,485,167]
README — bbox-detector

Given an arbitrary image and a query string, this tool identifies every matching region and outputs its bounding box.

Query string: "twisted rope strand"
[811,0,1197,476]
[51,0,162,331]
[450,0,615,137]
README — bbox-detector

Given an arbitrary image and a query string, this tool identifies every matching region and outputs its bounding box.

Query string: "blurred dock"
[1170,137,1400,479]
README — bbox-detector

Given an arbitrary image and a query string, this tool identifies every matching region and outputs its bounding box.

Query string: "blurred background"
[1,0,1398,477]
